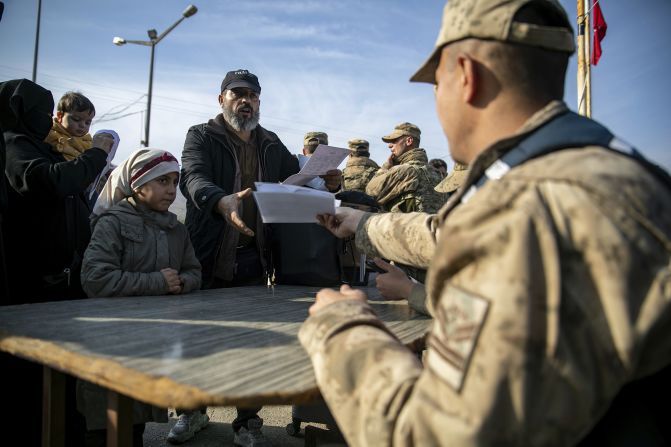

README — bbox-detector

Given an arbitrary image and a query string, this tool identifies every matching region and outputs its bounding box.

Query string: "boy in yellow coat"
[46,91,95,159]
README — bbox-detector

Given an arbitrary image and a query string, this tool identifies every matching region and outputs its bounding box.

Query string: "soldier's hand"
[316,206,366,239]
[92,132,115,154]
[216,188,255,236]
[161,268,182,294]
[374,258,414,300]
[309,284,368,315]
[320,169,342,192]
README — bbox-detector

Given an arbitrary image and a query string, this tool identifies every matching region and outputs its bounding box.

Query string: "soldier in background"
[298,131,330,191]
[429,158,448,178]
[302,131,328,156]
[365,122,444,212]
[303,0,671,445]
[342,138,379,193]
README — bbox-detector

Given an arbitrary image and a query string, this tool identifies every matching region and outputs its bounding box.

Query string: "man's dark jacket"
[180,116,299,285]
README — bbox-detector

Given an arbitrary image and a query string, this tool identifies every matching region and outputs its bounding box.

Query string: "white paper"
[89,129,120,200]
[283,144,350,186]
[296,154,327,190]
[253,182,336,223]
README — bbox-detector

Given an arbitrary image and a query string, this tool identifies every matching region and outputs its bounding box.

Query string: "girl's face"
[134,172,178,212]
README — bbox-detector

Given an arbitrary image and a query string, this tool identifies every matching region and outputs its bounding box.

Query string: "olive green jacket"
[81,198,201,298]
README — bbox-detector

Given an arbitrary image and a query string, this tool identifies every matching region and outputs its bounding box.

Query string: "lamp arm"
[125,39,153,46]
[155,16,186,43]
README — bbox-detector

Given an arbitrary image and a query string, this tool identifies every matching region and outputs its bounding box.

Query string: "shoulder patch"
[426,284,489,392]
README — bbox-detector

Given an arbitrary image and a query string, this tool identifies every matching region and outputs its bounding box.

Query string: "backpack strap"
[463,111,671,202]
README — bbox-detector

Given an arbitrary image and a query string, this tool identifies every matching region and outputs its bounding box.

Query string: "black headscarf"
[0,79,54,142]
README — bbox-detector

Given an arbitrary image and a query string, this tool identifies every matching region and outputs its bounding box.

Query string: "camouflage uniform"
[366,145,444,213]
[342,139,379,193]
[301,99,671,446]
[299,1,671,444]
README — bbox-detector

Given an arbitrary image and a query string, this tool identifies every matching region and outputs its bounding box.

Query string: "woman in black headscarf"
[0,79,113,447]
[0,79,110,304]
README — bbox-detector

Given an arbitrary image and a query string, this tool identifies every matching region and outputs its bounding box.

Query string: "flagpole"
[584,0,592,117]
[577,0,591,117]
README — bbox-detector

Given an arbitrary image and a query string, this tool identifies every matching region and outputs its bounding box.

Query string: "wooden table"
[0,285,430,446]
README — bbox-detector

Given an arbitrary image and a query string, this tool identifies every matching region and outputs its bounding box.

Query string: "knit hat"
[93,148,180,215]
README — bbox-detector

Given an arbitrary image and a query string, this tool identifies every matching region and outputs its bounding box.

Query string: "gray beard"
[222,104,260,132]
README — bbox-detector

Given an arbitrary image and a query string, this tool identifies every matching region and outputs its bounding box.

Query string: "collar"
[439,100,568,218]
[395,147,428,165]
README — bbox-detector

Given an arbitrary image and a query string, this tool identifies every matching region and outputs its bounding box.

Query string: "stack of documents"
[253,144,350,223]
[253,183,339,223]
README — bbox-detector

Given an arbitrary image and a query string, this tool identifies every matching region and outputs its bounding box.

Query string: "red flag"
[592,0,607,65]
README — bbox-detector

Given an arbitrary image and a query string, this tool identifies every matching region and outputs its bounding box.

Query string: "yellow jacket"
[45,119,93,161]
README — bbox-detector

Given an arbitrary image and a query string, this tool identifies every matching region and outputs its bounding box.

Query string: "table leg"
[106,390,133,447]
[42,366,65,447]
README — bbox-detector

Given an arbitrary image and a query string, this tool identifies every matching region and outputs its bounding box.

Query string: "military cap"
[435,162,469,193]
[381,122,421,143]
[221,69,261,93]
[303,131,328,146]
[348,138,370,152]
[411,0,575,84]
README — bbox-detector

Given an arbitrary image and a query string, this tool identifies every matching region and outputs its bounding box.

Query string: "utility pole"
[32,0,42,82]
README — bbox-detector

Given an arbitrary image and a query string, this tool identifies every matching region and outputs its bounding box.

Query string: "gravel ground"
[144,405,331,446]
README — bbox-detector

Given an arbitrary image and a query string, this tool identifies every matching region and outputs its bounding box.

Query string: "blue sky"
[1,0,670,171]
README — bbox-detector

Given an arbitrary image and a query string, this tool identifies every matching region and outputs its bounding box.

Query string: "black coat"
[3,130,107,303]
[180,117,299,284]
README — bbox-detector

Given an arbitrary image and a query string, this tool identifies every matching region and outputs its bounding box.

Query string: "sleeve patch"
[426,284,489,392]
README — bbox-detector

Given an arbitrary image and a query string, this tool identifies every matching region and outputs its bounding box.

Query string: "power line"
[0,64,382,140]
[94,94,146,123]
[95,110,144,124]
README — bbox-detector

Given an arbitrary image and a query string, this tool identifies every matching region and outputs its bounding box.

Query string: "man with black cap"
[302,1,671,445]
[365,122,444,213]
[342,138,379,193]
[178,69,298,446]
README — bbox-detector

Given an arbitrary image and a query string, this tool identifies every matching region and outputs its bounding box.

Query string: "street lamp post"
[32,0,42,82]
[113,4,197,147]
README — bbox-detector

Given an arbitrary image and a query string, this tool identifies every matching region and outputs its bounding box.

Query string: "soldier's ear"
[457,54,478,104]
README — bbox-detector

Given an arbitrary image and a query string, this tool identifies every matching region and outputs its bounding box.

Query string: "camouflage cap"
[348,138,370,152]
[410,0,575,84]
[435,162,469,193]
[303,131,328,146]
[381,122,421,143]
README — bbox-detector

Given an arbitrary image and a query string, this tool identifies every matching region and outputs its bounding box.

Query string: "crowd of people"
[0,68,459,447]
[2,0,671,446]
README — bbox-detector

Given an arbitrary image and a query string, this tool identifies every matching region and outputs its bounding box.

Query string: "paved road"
[144,405,331,446]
